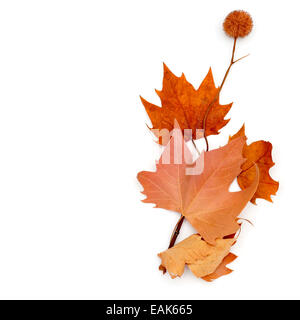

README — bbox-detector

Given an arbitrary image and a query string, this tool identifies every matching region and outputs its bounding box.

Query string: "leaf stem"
[203,37,248,151]
[160,215,185,273]
[168,215,185,248]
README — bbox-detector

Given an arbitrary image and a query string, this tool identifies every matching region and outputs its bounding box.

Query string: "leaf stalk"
[203,37,249,152]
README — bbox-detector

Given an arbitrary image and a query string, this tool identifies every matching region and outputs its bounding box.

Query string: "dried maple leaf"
[229,125,279,204]
[140,64,232,144]
[158,234,235,279]
[202,252,237,282]
[137,127,259,244]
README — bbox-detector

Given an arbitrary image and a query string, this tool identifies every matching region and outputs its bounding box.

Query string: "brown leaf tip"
[223,10,253,38]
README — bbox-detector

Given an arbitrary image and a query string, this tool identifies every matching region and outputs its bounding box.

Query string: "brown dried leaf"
[158,234,235,279]
[137,127,259,244]
[230,125,279,204]
[141,64,232,144]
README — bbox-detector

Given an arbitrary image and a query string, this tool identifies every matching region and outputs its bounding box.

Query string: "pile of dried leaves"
[137,10,278,281]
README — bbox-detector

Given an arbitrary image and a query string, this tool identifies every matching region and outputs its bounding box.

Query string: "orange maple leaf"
[229,125,279,204]
[158,234,235,279]
[137,127,259,244]
[140,64,232,144]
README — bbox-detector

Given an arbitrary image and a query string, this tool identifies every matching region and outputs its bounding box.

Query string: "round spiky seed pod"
[223,10,253,38]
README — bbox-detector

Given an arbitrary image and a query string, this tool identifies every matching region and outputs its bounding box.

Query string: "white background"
[0,0,297,299]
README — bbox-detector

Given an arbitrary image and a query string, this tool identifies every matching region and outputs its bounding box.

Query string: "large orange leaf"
[140,64,232,144]
[137,127,259,244]
[229,125,279,204]
[158,234,235,279]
